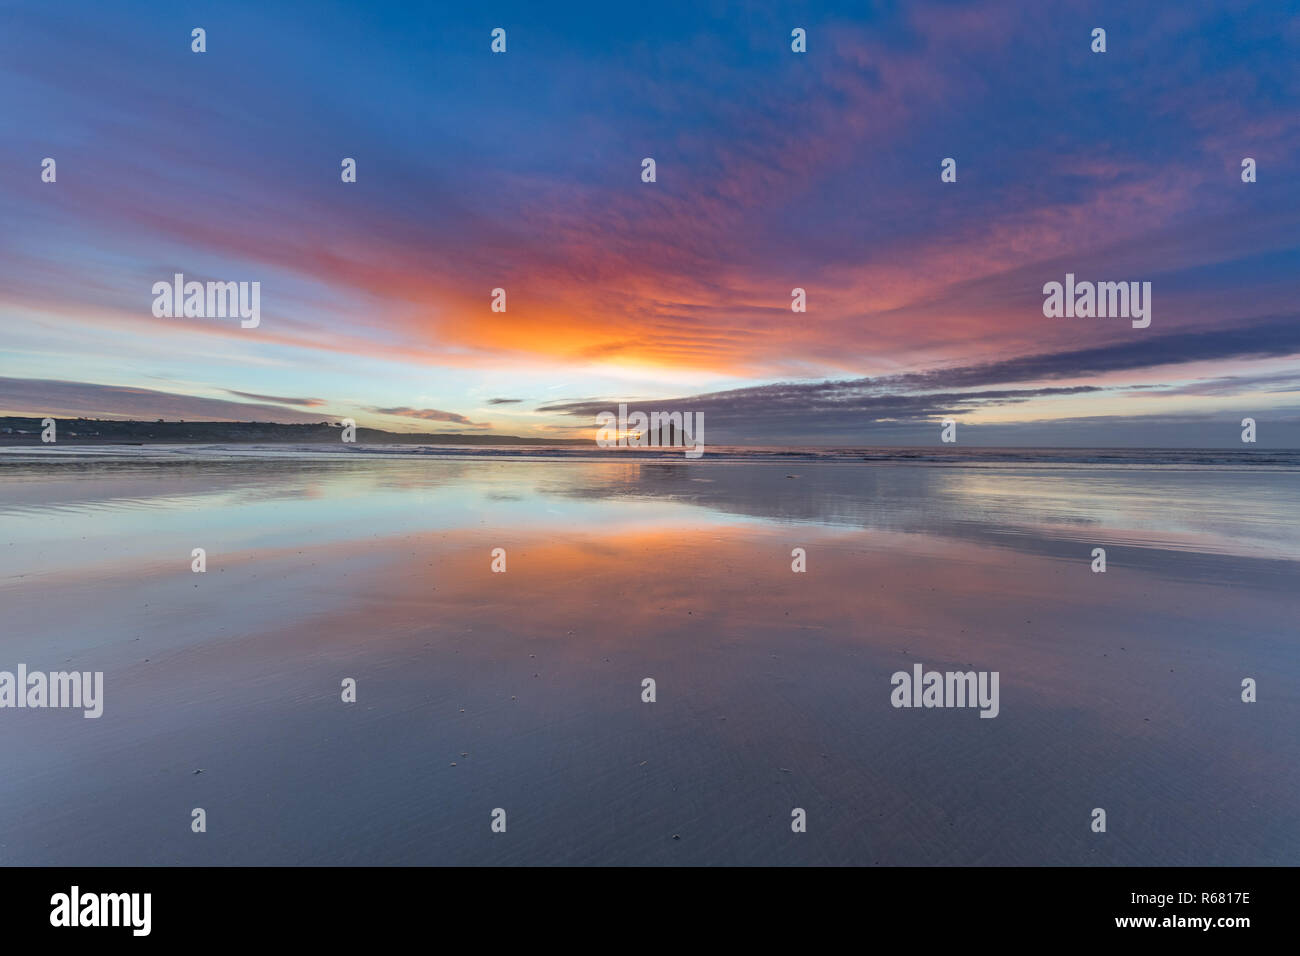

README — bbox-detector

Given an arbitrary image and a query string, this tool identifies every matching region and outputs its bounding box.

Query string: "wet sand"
[0,453,1296,865]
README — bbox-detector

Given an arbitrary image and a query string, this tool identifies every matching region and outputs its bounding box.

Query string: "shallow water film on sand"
[2,449,1296,865]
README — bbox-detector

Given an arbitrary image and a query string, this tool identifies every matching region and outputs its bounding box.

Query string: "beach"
[1,448,1296,865]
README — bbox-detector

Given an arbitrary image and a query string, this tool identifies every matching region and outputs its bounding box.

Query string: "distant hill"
[0,417,587,446]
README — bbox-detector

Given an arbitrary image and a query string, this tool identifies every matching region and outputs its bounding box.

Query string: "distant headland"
[0,416,587,446]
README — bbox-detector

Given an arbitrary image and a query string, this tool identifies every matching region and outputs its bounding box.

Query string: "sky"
[2,0,1298,446]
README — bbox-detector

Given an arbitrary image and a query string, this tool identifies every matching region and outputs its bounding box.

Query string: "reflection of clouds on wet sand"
[0,455,1296,864]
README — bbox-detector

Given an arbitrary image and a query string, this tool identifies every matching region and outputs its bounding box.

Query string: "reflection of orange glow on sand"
[252,524,1232,714]
[6,464,1297,866]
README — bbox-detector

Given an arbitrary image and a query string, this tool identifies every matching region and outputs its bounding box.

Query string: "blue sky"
[2,0,1298,445]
